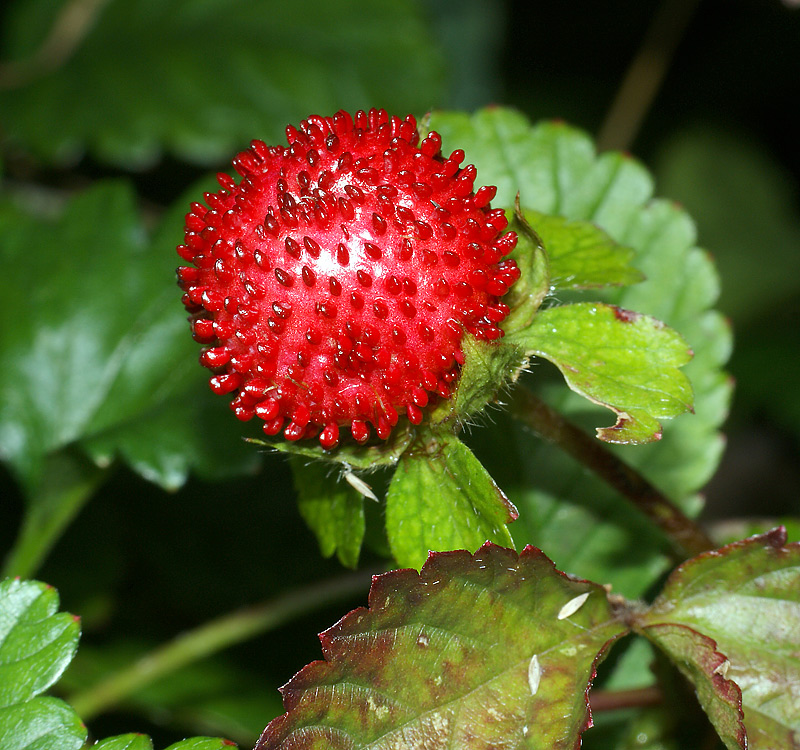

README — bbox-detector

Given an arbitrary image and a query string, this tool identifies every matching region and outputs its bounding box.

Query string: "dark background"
[1,0,798,746]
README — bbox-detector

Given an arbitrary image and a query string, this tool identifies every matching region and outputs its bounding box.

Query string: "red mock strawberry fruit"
[177,109,519,450]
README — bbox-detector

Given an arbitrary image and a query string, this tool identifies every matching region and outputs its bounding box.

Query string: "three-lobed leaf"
[639,528,800,749]
[257,543,626,750]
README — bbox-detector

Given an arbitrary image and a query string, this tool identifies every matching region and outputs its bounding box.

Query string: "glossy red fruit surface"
[177,109,519,449]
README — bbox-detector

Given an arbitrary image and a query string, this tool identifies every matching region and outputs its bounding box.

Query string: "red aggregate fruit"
[177,109,519,450]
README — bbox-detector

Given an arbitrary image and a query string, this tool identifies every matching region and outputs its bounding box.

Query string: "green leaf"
[429,108,731,596]
[0,579,80,707]
[256,543,626,750]
[91,734,237,750]
[0,696,86,750]
[639,528,800,749]
[0,180,258,495]
[289,457,365,569]
[0,0,444,168]
[511,302,693,443]
[386,432,517,569]
[426,110,654,218]
[92,735,154,750]
[164,739,237,750]
[525,209,644,291]
[0,579,86,749]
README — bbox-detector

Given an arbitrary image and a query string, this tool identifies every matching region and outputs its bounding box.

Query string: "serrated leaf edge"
[638,622,747,749]
[256,542,628,750]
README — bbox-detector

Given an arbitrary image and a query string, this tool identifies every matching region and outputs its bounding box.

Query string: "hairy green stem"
[69,569,374,720]
[2,451,106,579]
[597,0,702,151]
[509,386,715,560]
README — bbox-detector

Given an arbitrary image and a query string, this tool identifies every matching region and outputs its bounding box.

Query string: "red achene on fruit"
[177,109,519,449]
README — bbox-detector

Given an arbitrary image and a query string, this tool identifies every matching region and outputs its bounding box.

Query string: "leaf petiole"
[508,386,715,560]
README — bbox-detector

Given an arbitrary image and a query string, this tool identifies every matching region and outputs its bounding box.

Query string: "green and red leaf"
[639,528,800,749]
[257,543,627,750]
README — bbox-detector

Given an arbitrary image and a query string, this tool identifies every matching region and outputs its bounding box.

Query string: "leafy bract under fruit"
[178,108,520,451]
[257,543,626,750]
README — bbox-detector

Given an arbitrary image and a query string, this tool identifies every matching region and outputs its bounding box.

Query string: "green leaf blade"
[525,210,644,292]
[0,580,80,708]
[429,107,731,598]
[0,580,86,748]
[92,735,154,750]
[0,180,258,494]
[164,739,238,750]
[385,433,517,569]
[512,302,693,443]
[290,457,366,569]
[256,544,626,750]
[427,112,654,220]
[0,696,86,750]
[0,0,445,168]
[640,528,800,749]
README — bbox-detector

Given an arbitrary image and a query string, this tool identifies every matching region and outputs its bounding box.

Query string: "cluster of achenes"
[177,109,519,450]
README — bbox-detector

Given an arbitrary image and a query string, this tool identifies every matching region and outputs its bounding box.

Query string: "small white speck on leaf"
[713,659,731,678]
[367,695,389,720]
[558,592,590,620]
[528,654,541,695]
[344,468,379,502]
